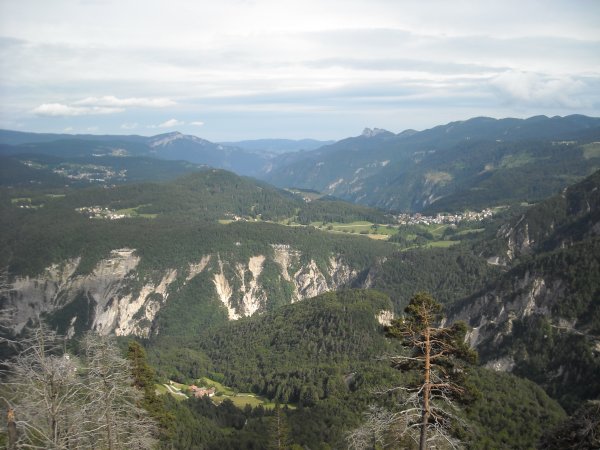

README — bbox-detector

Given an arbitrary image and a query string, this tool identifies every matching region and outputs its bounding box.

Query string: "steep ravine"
[2,245,361,337]
[446,238,600,409]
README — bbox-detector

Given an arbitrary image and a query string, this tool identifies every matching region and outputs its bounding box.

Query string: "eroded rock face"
[2,249,178,337]
[212,248,358,319]
[449,272,558,349]
[4,245,363,337]
[8,258,82,333]
[376,310,394,326]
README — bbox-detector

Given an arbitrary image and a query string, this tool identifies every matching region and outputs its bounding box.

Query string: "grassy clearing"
[155,383,188,401]
[425,171,453,184]
[583,143,600,159]
[500,153,535,168]
[114,204,157,219]
[157,377,293,410]
[197,377,235,396]
[11,197,32,204]
[310,221,398,239]
[155,383,169,395]
[426,240,459,248]
[226,216,399,241]
[454,228,485,236]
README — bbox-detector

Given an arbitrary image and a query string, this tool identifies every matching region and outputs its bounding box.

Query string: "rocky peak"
[149,132,211,148]
[361,127,392,138]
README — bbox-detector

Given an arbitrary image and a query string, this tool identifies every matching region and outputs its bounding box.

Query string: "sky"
[0,0,599,140]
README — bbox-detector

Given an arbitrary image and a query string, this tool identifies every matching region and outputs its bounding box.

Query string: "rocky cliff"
[446,238,600,410]
[2,244,361,337]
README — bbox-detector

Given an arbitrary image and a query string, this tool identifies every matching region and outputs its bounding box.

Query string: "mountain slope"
[0,130,271,177]
[264,115,600,212]
[148,289,565,449]
[447,170,600,412]
[219,138,335,154]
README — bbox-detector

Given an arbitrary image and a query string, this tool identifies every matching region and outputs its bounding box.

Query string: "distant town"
[76,206,128,220]
[394,209,494,226]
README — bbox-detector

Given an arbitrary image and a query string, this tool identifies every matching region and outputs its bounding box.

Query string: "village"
[76,206,128,220]
[394,208,494,226]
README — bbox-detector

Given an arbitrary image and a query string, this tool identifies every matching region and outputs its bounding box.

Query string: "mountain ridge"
[264,114,600,212]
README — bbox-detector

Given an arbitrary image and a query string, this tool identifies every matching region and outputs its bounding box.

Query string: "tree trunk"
[7,408,17,450]
[420,325,431,450]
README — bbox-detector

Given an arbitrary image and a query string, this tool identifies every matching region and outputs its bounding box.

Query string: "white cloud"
[120,122,139,130]
[74,96,175,108]
[31,96,175,118]
[190,121,204,126]
[158,118,184,128]
[32,103,124,117]
[86,126,99,131]
[490,71,590,108]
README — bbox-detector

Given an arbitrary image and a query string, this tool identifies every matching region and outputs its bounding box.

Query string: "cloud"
[190,121,204,126]
[74,96,175,108]
[490,71,590,108]
[120,122,139,130]
[32,95,175,118]
[158,118,184,128]
[33,103,124,117]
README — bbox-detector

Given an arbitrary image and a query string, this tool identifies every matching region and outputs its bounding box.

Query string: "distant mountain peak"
[361,127,391,138]
[397,129,418,137]
[149,131,209,148]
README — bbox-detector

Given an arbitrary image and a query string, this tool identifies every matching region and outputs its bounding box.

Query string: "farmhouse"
[189,385,216,398]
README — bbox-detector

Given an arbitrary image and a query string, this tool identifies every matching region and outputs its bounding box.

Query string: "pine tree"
[269,402,290,450]
[387,292,476,450]
[348,292,476,450]
[127,340,175,440]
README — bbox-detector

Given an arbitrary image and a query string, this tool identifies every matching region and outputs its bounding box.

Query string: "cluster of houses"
[53,165,126,183]
[189,385,216,398]
[395,209,493,226]
[75,206,127,220]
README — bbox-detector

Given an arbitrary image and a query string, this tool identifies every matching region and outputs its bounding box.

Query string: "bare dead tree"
[1,327,157,449]
[81,333,158,450]
[1,325,88,449]
[0,267,17,345]
[348,292,476,450]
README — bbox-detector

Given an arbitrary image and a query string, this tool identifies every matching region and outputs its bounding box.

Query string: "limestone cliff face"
[499,215,533,262]
[3,245,361,337]
[448,271,557,350]
[2,249,177,338]
[211,247,357,320]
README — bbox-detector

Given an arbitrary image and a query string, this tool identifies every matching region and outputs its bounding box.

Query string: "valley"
[2,115,600,449]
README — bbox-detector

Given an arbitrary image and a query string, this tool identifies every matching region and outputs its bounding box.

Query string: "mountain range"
[3,114,600,211]
[264,115,600,212]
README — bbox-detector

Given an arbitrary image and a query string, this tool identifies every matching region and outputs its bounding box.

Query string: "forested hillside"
[448,170,600,412]
[265,115,600,212]
[0,130,272,177]
[144,289,566,449]
[0,168,397,340]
